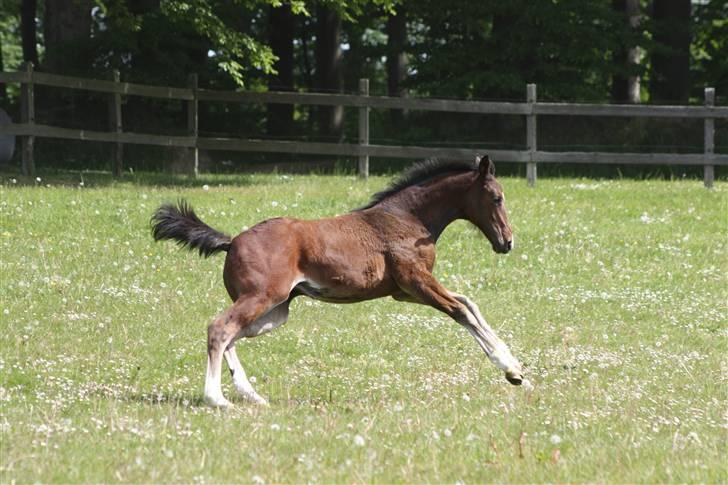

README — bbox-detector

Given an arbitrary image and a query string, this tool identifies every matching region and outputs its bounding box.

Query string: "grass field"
[1,171,726,483]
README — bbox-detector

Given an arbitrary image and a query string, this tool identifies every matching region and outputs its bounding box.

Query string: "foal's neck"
[387,171,475,241]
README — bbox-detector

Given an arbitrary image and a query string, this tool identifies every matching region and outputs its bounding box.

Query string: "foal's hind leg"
[223,301,291,405]
[204,296,273,408]
[224,347,267,405]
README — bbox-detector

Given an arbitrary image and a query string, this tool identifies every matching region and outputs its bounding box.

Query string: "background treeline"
[0,0,726,174]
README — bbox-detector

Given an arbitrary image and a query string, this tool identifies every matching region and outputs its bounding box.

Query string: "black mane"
[356,158,478,211]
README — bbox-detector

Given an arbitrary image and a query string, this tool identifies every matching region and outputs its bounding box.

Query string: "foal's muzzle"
[493,239,513,254]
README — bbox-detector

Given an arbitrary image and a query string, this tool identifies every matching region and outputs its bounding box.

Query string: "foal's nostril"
[506,240,513,251]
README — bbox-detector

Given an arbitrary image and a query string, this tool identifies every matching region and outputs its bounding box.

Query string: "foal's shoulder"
[356,206,429,237]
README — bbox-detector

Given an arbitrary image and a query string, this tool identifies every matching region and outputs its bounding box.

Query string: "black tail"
[151,200,232,257]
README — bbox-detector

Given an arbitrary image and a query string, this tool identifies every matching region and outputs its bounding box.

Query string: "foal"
[152,155,525,407]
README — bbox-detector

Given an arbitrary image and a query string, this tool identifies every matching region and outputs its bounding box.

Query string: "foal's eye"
[493,196,503,205]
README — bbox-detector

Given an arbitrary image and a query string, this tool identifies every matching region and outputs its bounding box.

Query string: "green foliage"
[88,0,278,87]
[2,0,725,99]
[0,0,22,71]
[692,0,728,100]
[162,0,275,85]
[407,0,625,101]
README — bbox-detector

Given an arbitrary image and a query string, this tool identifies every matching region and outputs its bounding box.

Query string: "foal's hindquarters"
[203,219,303,407]
[203,214,402,407]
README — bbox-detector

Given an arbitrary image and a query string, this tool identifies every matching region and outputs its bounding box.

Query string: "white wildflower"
[522,379,535,392]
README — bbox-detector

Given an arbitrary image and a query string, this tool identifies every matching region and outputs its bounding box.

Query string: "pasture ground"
[0,172,726,483]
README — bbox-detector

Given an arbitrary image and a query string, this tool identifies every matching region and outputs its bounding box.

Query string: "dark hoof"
[505,372,523,386]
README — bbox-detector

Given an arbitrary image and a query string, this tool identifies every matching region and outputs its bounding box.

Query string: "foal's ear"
[478,154,495,177]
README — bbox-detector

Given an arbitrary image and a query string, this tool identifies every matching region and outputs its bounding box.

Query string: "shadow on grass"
[119,388,347,409]
[2,162,725,189]
[122,391,207,408]
[0,169,265,189]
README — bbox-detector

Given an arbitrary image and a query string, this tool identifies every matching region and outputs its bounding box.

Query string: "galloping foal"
[152,155,526,407]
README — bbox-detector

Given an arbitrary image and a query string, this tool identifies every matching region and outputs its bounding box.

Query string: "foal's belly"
[292,216,398,303]
[292,277,396,303]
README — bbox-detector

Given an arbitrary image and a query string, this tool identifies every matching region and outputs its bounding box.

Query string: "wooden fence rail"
[1,62,726,187]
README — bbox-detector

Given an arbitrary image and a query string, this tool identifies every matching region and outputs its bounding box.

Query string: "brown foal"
[152,155,525,407]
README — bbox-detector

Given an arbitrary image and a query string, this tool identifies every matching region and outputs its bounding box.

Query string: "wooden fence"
[1,62,727,187]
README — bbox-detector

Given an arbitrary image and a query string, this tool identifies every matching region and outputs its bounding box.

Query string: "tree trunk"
[0,37,5,102]
[21,0,39,65]
[611,0,641,103]
[386,8,408,122]
[300,17,314,91]
[650,0,691,103]
[315,5,343,141]
[43,0,92,73]
[490,7,525,100]
[127,0,160,15]
[267,3,295,138]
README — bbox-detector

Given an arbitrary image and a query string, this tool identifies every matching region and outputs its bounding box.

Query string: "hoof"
[204,395,232,408]
[505,371,523,386]
[245,394,269,407]
[235,387,269,406]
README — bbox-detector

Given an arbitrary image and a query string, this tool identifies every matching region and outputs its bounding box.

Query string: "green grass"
[1,172,726,483]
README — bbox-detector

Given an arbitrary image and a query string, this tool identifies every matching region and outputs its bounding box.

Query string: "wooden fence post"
[187,73,199,178]
[20,62,35,178]
[109,69,123,177]
[704,87,715,189]
[526,83,537,187]
[358,78,370,178]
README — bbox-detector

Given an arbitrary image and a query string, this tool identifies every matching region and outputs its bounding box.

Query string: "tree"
[315,3,343,140]
[386,6,407,122]
[691,0,727,99]
[386,7,407,97]
[408,0,623,101]
[611,0,642,103]
[267,3,295,137]
[650,0,691,103]
[21,0,38,65]
[0,0,22,105]
[43,0,93,73]
[0,36,5,102]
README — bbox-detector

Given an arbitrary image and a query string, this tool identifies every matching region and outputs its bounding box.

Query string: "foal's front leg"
[394,270,524,385]
[449,292,524,384]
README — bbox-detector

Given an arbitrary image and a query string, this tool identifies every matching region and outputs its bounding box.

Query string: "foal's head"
[464,155,513,254]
